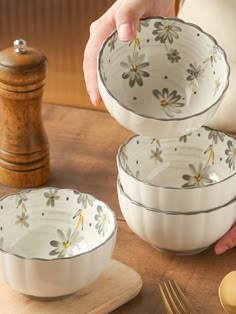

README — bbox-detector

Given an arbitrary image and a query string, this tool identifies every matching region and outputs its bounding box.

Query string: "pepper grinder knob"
[13,39,27,54]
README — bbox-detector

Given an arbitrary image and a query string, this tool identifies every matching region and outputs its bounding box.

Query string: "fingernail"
[118,23,133,41]
[89,92,97,106]
[215,246,228,255]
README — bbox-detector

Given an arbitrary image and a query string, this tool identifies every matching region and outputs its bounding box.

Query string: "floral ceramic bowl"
[117,126,236,212]
[0,187,116,298]
[98,16,230,138]
[117,178,236,255]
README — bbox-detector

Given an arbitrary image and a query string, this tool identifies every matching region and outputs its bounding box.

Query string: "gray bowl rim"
[117,126,236,191]
[0,187,117,262]
[117,177,236,215]
[98,16,230,122]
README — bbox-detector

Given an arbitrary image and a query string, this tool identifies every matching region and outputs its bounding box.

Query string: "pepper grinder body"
[0,40,50,188]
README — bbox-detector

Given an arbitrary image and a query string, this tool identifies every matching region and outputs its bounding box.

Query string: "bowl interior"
[0,188,116,259]
[118,127,236,188]
[99,17,229,120]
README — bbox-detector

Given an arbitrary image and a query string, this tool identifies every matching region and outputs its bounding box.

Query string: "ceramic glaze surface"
[117,127,236,212]
[0,188,117,297]
[98,16,230,138]
[178,0,236,133]
[117,179,236,255]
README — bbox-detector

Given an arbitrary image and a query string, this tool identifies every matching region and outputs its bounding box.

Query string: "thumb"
[115,0,149,41]
[215,224,236,254]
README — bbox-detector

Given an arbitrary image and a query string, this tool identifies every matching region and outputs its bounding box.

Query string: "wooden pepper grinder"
[0,39,50,188]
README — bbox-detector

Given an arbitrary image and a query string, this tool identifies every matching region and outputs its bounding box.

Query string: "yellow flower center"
[103,214,108,222]
[165,24,173,31]
[63,240,71,249]
[233,148,236,156]
[194,175,202,183]
[131,64,138,72]
[153,152,160,158]
[161,99,168,107]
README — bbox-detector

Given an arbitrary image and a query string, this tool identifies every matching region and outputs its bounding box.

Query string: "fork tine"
[159,280,197,314]
[159,281,180,313]
[171,280,197,313]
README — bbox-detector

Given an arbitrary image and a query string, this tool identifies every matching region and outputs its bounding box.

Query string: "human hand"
[215,224,236,254]
[83,0,175,106]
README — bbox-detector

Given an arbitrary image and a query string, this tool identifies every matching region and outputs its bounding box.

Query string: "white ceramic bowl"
[117,126,236,212]
[0,187,117,298]
[117,178,236,255]
[98,16,230,138]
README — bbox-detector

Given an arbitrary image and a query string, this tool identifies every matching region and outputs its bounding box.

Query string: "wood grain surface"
[0,103,235,313]
[0,0,116,111]
[0,45,50,187]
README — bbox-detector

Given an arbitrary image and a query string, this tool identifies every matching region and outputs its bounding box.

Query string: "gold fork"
[159,279,198,314]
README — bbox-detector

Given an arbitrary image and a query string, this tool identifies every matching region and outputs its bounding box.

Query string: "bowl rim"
[98,16,230,122]
[117,177,236,215]
[0,187,117,262]
[116,126,236,190]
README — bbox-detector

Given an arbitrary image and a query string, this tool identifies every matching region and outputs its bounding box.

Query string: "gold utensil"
[159,279,197,313]
[219,271,236,313]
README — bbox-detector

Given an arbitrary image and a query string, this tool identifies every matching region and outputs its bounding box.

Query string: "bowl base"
[154,245,209,256]
[22,292,75,302]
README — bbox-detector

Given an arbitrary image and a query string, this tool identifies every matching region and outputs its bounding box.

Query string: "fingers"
[83,0,148,106]
[115,0,150,41]
[83,5,117,106]
[116,0,175,41]
[215,224,236,254]
[83,0,175,106]
[83,0,152,106]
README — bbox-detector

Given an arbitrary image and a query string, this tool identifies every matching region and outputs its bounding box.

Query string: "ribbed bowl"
[117,126,236,212]
[98,16,230,138]
[0,187,117,298]
[117,178,236,255]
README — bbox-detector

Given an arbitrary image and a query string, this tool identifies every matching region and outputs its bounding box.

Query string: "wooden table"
[0,103,235,313]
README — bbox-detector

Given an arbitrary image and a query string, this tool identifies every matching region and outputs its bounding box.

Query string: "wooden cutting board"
[0,259,142,314]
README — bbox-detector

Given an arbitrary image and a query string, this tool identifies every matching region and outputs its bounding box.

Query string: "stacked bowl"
[116,127,236,255]
[98,16,236,254]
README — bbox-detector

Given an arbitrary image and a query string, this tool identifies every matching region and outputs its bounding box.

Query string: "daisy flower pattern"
[152,21,182,44]
[15,191,29,210]
[120,146,134,176]
[108,33,118,52]
[77,193,94,209]
[137,19,150,32]
[182,163,213,188]
[44,189,60,207]
[120,51,150,87]
[15,212,29,228]
[179,133,192,143]
[207,129,225,144]
[225,140,236,171]
[150,148,163,162]
[203,45,222,66]
[49,228,83,258]
[166,49,181,63]
[186,63,202,81]
[152,88,185,118]
[151,138,160,147]
[95,205,110,237]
